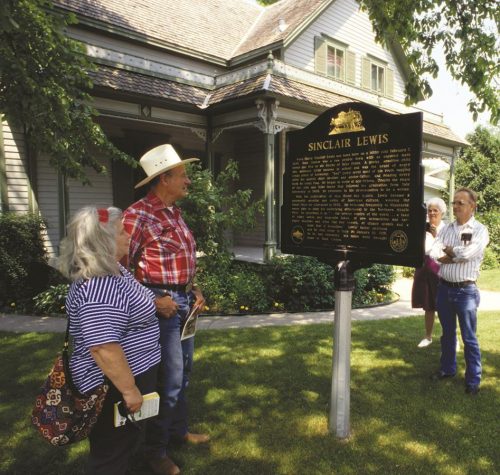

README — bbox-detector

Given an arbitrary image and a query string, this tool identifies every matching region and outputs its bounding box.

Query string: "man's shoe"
[430,371,456,381]
[465,385,480,395]
[176,432,210,445]
[148,456,180,475]
[418,338,432,348]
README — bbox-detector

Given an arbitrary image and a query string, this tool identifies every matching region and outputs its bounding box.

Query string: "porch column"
[256,98,279,262]
[448,147,459,220]
[0,117,8,212]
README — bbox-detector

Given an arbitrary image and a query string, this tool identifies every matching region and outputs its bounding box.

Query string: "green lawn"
[478,267,500,291]
[1,313,499,475]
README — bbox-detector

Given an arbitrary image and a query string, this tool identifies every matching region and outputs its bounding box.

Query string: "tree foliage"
[179,160,264,263]
[0,0,134,183]
[456,125,500,260]
[457,126,499,212]
[258,0,499,124]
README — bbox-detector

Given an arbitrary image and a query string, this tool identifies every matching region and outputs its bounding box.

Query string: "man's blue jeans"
[145,289,195,458]
[436,283,481,387]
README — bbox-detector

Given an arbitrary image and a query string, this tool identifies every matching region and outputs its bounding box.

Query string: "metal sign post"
[329,260,355,438]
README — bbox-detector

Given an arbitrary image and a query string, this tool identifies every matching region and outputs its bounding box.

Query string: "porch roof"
[89,65,208,106]
[90,65,465,145]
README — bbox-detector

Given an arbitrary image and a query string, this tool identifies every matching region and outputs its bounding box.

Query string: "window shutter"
[386,68,394,97]
[346,51,356,84]
[362,57,371,89]
[315,36,327,75]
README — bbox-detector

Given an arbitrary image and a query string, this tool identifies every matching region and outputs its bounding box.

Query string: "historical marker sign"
[281,102,425,267]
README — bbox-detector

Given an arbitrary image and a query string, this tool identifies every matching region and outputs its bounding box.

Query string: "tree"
[257,0,499,125]
[179,160,264,263]
[0,0,134,183]
[456,125,499,261]
[457,125,499,212]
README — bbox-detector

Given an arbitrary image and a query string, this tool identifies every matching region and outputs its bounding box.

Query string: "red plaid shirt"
[123,192,197,285]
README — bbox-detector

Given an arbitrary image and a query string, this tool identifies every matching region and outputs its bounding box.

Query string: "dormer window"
[362,56,394,98]
[327,45,344,80]
[315,36,355,84]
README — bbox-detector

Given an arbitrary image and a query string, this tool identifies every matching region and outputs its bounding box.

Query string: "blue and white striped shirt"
[429,216,489,283]
[67,264,161,393]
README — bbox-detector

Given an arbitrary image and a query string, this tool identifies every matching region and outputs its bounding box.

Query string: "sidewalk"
[1,278,499,333]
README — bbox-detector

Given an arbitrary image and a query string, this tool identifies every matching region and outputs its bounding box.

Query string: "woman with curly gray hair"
[59,206,161,475]
[412,197,446,348]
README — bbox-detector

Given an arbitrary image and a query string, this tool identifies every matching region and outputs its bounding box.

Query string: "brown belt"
[440,279,475,288]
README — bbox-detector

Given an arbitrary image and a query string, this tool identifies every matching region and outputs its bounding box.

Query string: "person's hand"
[155,294,178,319]
[429,224,437,237]
[438,255,454,264]
[192,288,205,314]
[443,245,455,258]
[122,385,143,414]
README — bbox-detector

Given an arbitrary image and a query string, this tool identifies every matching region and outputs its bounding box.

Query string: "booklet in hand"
[113,391,160,428]
[180,302,202,341]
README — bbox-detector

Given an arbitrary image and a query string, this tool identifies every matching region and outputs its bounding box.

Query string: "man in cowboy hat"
[123,144,209,475]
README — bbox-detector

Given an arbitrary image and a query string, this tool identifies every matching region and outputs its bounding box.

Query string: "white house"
[0,0,466,260]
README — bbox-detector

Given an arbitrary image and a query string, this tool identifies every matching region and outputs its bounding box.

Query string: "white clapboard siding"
[2,121,30,212]
[285,0,406,102]
[36,154,60,257]
[68,27,224,78]
[67,158,114,217]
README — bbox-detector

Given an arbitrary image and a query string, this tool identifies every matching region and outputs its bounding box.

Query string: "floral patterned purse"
[31,320,109,446]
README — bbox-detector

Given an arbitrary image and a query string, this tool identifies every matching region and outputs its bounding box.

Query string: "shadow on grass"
[1,313,499,474]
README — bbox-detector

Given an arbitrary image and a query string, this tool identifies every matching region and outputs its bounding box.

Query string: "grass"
[477,268,500,291]
[1,313,499,475]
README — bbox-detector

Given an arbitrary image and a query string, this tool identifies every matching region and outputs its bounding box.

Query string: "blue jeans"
[145,290,195,458]
[436,283,481,387]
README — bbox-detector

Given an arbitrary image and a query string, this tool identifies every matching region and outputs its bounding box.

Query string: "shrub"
[197,259,269,314]
[180,161,263,262]
[478,210,500,263]
[33,284,69,315]
[267,255,335,312]
[481,247,499,270]
[0,212,47,309]
[353,264,395,307]
[365,264,395,291]
[401,266,415,278]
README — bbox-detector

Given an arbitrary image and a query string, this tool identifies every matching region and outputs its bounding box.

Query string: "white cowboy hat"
[135,144,199,188]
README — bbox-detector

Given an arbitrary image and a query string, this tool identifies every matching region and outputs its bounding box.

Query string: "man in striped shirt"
[123,144,208,475]
[429,188,489,395]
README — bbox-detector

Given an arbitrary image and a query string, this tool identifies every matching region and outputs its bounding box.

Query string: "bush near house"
[0,213,49,310]
[196,255,395,315]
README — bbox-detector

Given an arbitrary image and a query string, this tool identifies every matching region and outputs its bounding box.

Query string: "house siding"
[67,158,114,217]
[36,154,60,257]
[68,27,225,79]
[1,121,31,213]
[284,0,406,102]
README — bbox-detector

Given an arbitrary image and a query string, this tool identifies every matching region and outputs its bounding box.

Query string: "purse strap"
[62,317,83,395]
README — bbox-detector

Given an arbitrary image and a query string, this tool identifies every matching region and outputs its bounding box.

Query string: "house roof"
[232,0,331,58]
[55,0,332,62]
[91,65,465,145]
[55,0,262,61]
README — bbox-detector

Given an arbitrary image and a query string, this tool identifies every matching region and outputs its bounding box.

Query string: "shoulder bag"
[31,318,109,446]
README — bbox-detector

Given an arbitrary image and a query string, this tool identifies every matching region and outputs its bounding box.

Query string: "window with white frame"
[362,57,394,97]
[327,45,345,80]
[315,36,355,84]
